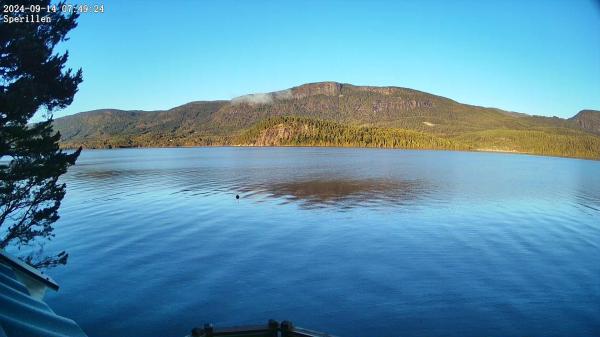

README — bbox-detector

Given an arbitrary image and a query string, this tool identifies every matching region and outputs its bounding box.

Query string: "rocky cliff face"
[252,123,305,146]
[570,110,600,135]
[291,82,343,98]
[210,82,453,132]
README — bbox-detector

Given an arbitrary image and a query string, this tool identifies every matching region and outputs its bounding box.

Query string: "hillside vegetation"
[235,116,469,150]
[454,129,600,159]
[54,82,600,159]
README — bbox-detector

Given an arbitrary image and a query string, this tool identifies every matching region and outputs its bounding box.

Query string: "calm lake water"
[43,147,600,337]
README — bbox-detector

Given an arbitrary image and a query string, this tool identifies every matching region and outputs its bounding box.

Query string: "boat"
[0,249,87,337]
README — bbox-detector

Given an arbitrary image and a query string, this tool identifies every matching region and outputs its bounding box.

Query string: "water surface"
[44,147,600,336]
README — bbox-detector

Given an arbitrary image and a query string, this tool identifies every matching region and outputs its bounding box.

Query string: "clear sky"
[54,0,600,119]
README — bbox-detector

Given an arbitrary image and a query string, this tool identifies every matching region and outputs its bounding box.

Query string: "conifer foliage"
[1,0,82,268]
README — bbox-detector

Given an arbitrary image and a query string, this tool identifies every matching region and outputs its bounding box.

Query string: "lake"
[43,147,600,337]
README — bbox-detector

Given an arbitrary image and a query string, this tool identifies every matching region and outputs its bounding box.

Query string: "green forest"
[59,115,600,160]
[235,116,469,150]
[54,82,600,160]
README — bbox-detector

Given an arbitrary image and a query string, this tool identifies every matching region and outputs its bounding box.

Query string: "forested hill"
[53,82,600,160]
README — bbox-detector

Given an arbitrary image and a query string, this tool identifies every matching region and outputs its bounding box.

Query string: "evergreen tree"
[0,0,82,268]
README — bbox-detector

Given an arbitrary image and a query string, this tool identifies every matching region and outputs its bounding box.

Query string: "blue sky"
[54,0,600,119]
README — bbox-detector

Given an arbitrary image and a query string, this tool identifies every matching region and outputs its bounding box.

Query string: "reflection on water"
[76,169,125,180]
[44,147,600,337]
[73,169,431,210]
[240,178,427,209]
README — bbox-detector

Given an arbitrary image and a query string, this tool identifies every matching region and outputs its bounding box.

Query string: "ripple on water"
[41,147,600,337]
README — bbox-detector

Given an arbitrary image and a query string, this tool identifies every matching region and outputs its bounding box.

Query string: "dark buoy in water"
[235,194,240,199]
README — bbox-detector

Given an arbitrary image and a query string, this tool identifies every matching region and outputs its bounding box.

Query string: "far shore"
[58,144,600,162]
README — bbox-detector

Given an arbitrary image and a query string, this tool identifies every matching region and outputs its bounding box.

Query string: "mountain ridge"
[569,109,600,135]
[52,82,600,159]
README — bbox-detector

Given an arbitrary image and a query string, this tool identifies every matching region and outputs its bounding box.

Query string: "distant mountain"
[53,82,600,159]
[569,110,600,135]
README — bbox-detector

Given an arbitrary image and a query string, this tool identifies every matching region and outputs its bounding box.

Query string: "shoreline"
[58,144,600,162]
